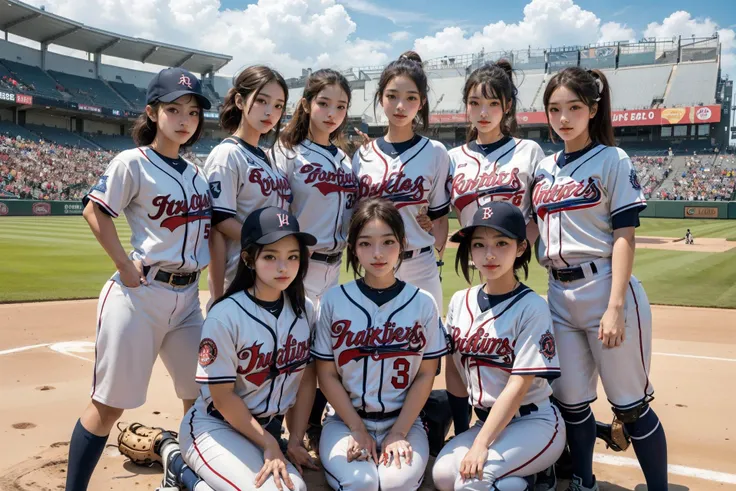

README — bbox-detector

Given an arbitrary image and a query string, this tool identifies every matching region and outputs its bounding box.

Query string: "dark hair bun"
[494,59,514,80]
[399,50,422,64]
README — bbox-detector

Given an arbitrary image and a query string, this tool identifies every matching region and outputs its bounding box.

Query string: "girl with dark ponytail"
[533,67,668,491]
[445,60,546,441]
[449,59,545,232]
[352,50,451,315]
[203,66,292,304]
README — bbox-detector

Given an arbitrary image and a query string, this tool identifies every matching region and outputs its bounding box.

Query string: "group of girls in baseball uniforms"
[69,47,667,491]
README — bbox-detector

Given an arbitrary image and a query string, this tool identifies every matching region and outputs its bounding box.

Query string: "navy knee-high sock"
[624,405,668,491]
[447,391,471,435]
[65,419,109,491]
[559,404,596,488]
[309,387,328,427]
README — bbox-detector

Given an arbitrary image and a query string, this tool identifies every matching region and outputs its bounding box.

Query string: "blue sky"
[14,0,736,82]
[217,0,736,56]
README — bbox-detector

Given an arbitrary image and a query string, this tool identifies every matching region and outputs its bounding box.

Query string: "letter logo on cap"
[277,213,289,227]
[179,75,193,89]
[482,207,493,220]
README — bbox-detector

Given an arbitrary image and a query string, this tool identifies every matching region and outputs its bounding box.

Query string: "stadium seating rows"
[48,70,129,109]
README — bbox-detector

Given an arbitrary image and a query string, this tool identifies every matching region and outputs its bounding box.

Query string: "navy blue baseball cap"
[146,67,211,109]
[449,202,526,243]
[241,207,317,249]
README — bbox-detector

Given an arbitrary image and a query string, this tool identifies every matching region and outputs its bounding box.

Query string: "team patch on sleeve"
[91,175,108,193]
[629,169,641,190]
[538,330,556,361]
[198,338,218,367]
[209,181,222,198]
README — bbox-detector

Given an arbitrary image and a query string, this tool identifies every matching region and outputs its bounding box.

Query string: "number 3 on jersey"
[391,358,410,389]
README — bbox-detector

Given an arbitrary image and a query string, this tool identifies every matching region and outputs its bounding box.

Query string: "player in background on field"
[204,66,291,303]
[312,198,448,491]
[533,67,668,491]
[176,207,319,491]
[66,68,212,491]
[433,202,564,491]
[352,51,451,315]
[446,59,546,443]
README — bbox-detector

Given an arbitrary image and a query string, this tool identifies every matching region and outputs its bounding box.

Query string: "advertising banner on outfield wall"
[432,105,723,127]
[0,200,84,216]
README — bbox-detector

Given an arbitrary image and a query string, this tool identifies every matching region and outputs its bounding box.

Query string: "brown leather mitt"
[117,422,177,466]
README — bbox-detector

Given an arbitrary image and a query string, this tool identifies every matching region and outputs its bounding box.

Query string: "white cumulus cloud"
[12,0,390,77]
[413,0,620,59]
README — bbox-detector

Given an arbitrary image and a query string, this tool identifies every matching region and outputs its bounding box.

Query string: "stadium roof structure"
[0,0,232,73]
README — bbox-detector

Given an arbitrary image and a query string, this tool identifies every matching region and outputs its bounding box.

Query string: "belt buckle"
[168,273,179,286]
[556,268,573,282]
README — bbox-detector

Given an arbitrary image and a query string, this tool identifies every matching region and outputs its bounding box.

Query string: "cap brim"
[449,224,523,243]
[155,90,212,110]
[255,231,317,247]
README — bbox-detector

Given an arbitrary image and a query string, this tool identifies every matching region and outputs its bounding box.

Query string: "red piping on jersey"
[87,195,118,218]
[464,289,475,325]
[460,145,483,171]
[499,405,561,479]
[91,280,115,398]
[371,140,391,186]
[629,282,651,395]
[189,409,243,490]
[475,365,485,407]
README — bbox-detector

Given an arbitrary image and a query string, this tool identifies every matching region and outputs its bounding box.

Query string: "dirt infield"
[1,294,735,490]
[636,236,736,253]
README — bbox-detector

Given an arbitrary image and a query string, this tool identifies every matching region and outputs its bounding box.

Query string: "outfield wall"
[2,199,736,219]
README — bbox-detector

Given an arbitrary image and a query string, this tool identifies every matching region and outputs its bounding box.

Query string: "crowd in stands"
[655,153,736,201]
[631,155,671,199]
[1,131,734,203]
[0,135,113,200]
[0,75,32,92]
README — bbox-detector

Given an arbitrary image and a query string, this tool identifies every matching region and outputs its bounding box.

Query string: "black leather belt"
[311,252,342,264]
[206,403,282,440]
[475,402,539,421]
[402,246,431,260]
[550,261,598,283]
[357,408,402,421]
[154,269,199,286]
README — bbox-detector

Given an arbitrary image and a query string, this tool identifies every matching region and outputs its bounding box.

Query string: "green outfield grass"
[1,216,736,308]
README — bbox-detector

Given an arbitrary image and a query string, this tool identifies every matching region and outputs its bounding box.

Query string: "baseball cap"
[146,67,212,110]
[449,201,526,243]
[241,207,317,249]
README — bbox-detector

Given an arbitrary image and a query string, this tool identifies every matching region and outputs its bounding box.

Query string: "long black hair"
[211,239,311,316]
[455,234,532,284]
[463,60,518,142]
[374,50,429,132]
[543,67,615,146]
[280,69,352,151]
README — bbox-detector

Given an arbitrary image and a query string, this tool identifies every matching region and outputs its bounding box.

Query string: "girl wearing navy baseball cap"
[433,202,565,491]
[173,207,320,491]
[66,67,211,491]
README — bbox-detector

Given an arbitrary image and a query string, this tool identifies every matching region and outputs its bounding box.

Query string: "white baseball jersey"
[204,137,292,278]
[532,145,646,268]
[353,137,451,250]
[271,140,356,254]
[450,137,544,226]
[444,284,560,408]
[85,147,211,271]
[312,281,448,413]
[193,292,315,420]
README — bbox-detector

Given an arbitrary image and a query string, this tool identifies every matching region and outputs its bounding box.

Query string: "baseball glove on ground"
[596,418,630,452]
[116,422,178,466]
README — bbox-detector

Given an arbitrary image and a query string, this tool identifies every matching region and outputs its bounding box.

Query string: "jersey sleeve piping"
[212,205,237,213]
[611,200,647,216]
[195,375,237,384]
[423,346,449,359]
[310,350,334,361]
[86,194,119,218]
[428,198,451,211]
